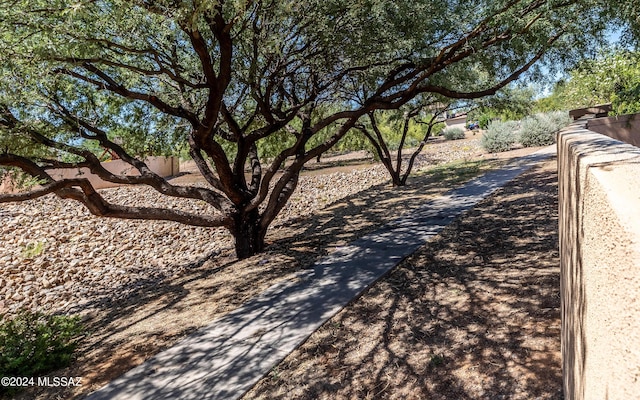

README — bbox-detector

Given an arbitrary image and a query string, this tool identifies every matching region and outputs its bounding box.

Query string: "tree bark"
[231,208,266,259]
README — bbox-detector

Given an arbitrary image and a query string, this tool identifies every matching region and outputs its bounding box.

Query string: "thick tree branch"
[0,153,54,183]
[247,142,262,194]
[4,104,232,210]
[366,112,393,165]
[56,183,231,228]
[396,107,421,172]
[187,142,225,192]
[0,155,231,228]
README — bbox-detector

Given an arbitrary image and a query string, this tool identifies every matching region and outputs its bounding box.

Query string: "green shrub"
[545,111,573,130]
[0,311,84,382]
[481,120,519,153]
[21,241,46,259]
[432,122,445,137]
[519,111,571,147]
[477,113,494,129]
[443,127,466,140]
[519,114,555,147]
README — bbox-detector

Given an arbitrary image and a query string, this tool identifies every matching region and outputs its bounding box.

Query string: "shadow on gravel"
[245,161,561,400]
[83,160,497,326]
[268,159,500,266]
[20,158,503,400]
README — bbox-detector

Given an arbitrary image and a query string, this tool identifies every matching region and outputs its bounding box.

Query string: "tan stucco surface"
[1,156,180,193]
[558,124,640,400]
[586,113,640,148]
[47,156,180,190]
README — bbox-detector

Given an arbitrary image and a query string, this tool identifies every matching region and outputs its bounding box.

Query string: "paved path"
[86,146,556,400]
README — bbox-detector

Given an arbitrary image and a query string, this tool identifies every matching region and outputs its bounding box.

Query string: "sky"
[529,25,628,99]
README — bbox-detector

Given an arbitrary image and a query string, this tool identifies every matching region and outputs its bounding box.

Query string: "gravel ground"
[0,136,486,319]
[1,134,553,400]
[244,159,561,400]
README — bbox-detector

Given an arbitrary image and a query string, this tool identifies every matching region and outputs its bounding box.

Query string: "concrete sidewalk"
[86,146,556,400]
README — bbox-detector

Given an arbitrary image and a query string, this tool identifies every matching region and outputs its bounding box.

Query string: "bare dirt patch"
[243,159,561,400]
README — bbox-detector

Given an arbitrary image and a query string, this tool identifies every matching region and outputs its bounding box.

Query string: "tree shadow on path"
[19,159,502,400]
[245,159,561,400]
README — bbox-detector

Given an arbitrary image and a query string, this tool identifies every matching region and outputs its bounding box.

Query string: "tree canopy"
[468,85,536,128]
[0,0,616,258]
[536,50,640,115]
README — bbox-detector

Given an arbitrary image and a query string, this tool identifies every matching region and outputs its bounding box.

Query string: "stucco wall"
[49,156,180,190]
[586,113,640,148]
[1,156,179,193]
[444,115,467,131]
[558,123,640,400]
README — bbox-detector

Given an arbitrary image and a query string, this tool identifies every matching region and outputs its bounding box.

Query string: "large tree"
[0,0,606,259]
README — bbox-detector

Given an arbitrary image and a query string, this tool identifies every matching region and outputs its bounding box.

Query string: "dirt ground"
[243,159,561,400]
[8,135,559,400]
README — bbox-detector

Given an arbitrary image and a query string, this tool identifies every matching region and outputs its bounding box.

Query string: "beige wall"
[1,156,179,193]
[49,156,180,190]
[0,174,14,193]
[444,115,467,131]
[558,123,640,400]
[586,113,640,148]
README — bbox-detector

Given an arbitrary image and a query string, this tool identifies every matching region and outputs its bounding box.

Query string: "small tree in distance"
[356,97,450,186]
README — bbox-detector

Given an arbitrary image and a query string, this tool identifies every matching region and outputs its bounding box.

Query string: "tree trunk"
[390,171,403,187]
[232,208,266,259]
[380,158,403,187]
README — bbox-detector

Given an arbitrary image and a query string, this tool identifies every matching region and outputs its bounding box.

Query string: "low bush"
[0,311,84,384]
[545,110,573,130]
[519,111,571,147]
[443,127,466,140]
[481,120,519,153]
